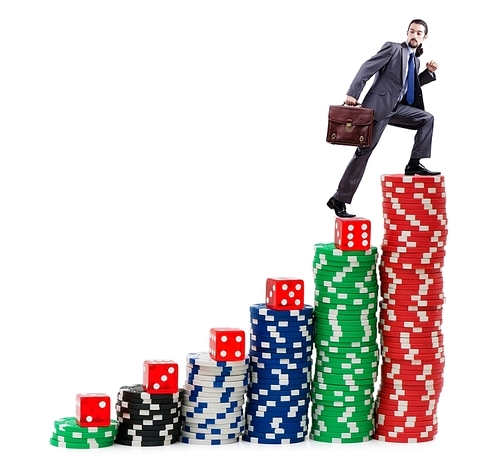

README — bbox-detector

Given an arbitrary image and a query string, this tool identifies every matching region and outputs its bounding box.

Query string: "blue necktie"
[407,52,415,105]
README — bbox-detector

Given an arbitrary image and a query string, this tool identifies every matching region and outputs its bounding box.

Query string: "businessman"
[327,19,440,218]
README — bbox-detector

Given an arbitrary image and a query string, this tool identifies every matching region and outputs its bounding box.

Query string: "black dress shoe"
[326,197,356,218]
[404,163,441,176]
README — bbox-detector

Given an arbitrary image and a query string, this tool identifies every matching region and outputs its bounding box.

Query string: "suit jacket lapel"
[400,42,407,85]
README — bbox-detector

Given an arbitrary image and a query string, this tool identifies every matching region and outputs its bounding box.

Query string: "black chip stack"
[114,384,182,446]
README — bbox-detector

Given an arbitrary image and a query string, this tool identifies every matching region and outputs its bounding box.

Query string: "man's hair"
[408,19,428,35]
[408,19,428,57]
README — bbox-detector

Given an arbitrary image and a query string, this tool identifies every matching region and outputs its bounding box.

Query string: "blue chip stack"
[243,303,314,444]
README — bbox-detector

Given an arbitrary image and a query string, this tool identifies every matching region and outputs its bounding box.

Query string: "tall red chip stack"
[374,174,447,443]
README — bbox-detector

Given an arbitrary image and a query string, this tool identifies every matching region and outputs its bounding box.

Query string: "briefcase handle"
[343,101,362,107]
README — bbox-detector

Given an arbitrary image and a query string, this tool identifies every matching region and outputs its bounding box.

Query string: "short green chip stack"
[50,416,118,449]
[309,242,379,443]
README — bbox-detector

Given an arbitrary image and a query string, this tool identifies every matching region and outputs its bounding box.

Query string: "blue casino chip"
[242,432,306,444]
[250,304,314,319]
[180,436,239,445]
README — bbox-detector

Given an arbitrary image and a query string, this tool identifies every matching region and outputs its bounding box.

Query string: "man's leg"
[332,117,390,205]
[389,104,433,157]
[388,105,440,175]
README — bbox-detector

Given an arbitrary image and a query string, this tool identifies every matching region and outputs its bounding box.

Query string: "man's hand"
[344,95,358,106]
[426,60,438,73]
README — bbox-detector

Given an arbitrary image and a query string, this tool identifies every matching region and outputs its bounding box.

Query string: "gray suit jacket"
[347,41,436,121]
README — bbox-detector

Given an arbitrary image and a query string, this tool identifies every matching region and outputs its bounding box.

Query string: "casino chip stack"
[50,417,118,449]
[179,351,249,445]
[114,384,182,446]
[310,242,379,443]
[243,303,314,444]
[375,174,447,443]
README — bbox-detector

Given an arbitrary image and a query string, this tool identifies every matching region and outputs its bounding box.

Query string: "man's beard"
[409,39,419,49]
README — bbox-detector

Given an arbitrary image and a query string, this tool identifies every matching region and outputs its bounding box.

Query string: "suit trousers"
[333,104,434,204]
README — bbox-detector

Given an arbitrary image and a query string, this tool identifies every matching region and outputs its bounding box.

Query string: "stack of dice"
[374,174,447,442]
[310,217,379,443]
[243,278,314,444]
[50,393,117,448]
[179,329,249,445]
[114,360,183,447]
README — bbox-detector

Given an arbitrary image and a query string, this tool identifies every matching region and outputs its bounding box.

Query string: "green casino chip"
[314,296,377,308]
[312,404,374,417]
[313,268,377,279]
[311,401,373,412]
[52,428,116,440]
[314,318,377,331]
[314,335,377,347]
[313,263,378,274]
[314,342,378,353]
[314,316,378,328]
[311,427,374,440]
[313,267,377,279]
[314,276,379,287]
[314,371,377,385]
[311,382,375,397]
[311,386,375,398]
[315,284,379,296]
[315,343,379,355]
[50,435,115,449]
[315,304,377,314]
[53,417,118,435]
[309,432,373,443]
[311,418,374,431]
[312,403,374,416]
[314,243,378,257]
[313,330,377,346]
[311,397,374,410]
[314,334,377,346]
[315,359,378,373]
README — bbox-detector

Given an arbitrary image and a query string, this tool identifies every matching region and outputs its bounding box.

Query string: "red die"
[334,217,371,251]
[143,359,178,394]
[209,328,245,361]
[76,393,111,427]
[265,277,304,310]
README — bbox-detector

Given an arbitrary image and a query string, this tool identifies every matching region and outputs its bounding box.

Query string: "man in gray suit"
[327,19,440,218]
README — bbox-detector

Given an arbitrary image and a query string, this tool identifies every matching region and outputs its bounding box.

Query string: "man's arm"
[419,60,438,86]
[346,41,395,102]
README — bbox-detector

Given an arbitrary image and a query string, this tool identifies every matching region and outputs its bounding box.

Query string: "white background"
[1,1,497,464]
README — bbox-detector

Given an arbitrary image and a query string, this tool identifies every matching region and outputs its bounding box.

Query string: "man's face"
[406,23,427,49]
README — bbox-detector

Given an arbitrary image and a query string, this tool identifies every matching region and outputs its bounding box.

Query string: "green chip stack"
[309,243,379,443]
[50,416,118,449]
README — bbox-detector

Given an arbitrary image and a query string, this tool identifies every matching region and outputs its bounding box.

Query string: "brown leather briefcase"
[326,104,374,147]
